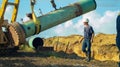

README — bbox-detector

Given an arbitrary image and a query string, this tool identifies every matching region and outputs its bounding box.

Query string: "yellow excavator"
[0,0,38,50]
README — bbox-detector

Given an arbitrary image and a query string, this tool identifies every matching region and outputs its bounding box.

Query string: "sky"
[0,0,120,38]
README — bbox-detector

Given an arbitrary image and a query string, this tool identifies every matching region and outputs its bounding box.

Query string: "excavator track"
[8,23,26,46]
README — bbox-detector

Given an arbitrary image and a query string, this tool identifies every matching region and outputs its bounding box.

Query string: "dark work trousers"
[82,39,91,56]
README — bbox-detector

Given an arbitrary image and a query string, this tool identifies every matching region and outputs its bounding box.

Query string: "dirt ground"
[0,50,118,67]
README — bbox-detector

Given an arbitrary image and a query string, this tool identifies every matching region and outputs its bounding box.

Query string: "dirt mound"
[44,33,119,62]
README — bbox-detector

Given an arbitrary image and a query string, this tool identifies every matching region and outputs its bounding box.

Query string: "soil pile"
[44,33,119,62]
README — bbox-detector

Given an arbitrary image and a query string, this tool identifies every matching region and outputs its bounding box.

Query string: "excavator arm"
[30,0,41,34]
[10,0,20,23]
[0,0,19,23]
[0,0,8,23]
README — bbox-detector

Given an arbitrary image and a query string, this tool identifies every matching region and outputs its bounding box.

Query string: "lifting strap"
[30,0,41,34]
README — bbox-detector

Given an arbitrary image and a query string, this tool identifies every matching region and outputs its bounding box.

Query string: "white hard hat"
[83,18,89,23]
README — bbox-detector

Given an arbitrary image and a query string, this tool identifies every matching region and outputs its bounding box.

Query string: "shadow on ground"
[0,49,83,59]
[0,50,86,67]
[0,50,118,67]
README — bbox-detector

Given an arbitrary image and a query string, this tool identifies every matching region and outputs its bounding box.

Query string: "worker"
[82,18,94,62]
[116,12,120,51]
[50,0,57,10]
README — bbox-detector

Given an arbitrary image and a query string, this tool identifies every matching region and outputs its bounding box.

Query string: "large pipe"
[9,0,96,46]
[28,37,44,49]
[21,0,96,37]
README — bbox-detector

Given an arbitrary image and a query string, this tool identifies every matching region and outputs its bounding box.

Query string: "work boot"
[86,52,91,62]
[84,51,88,61]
